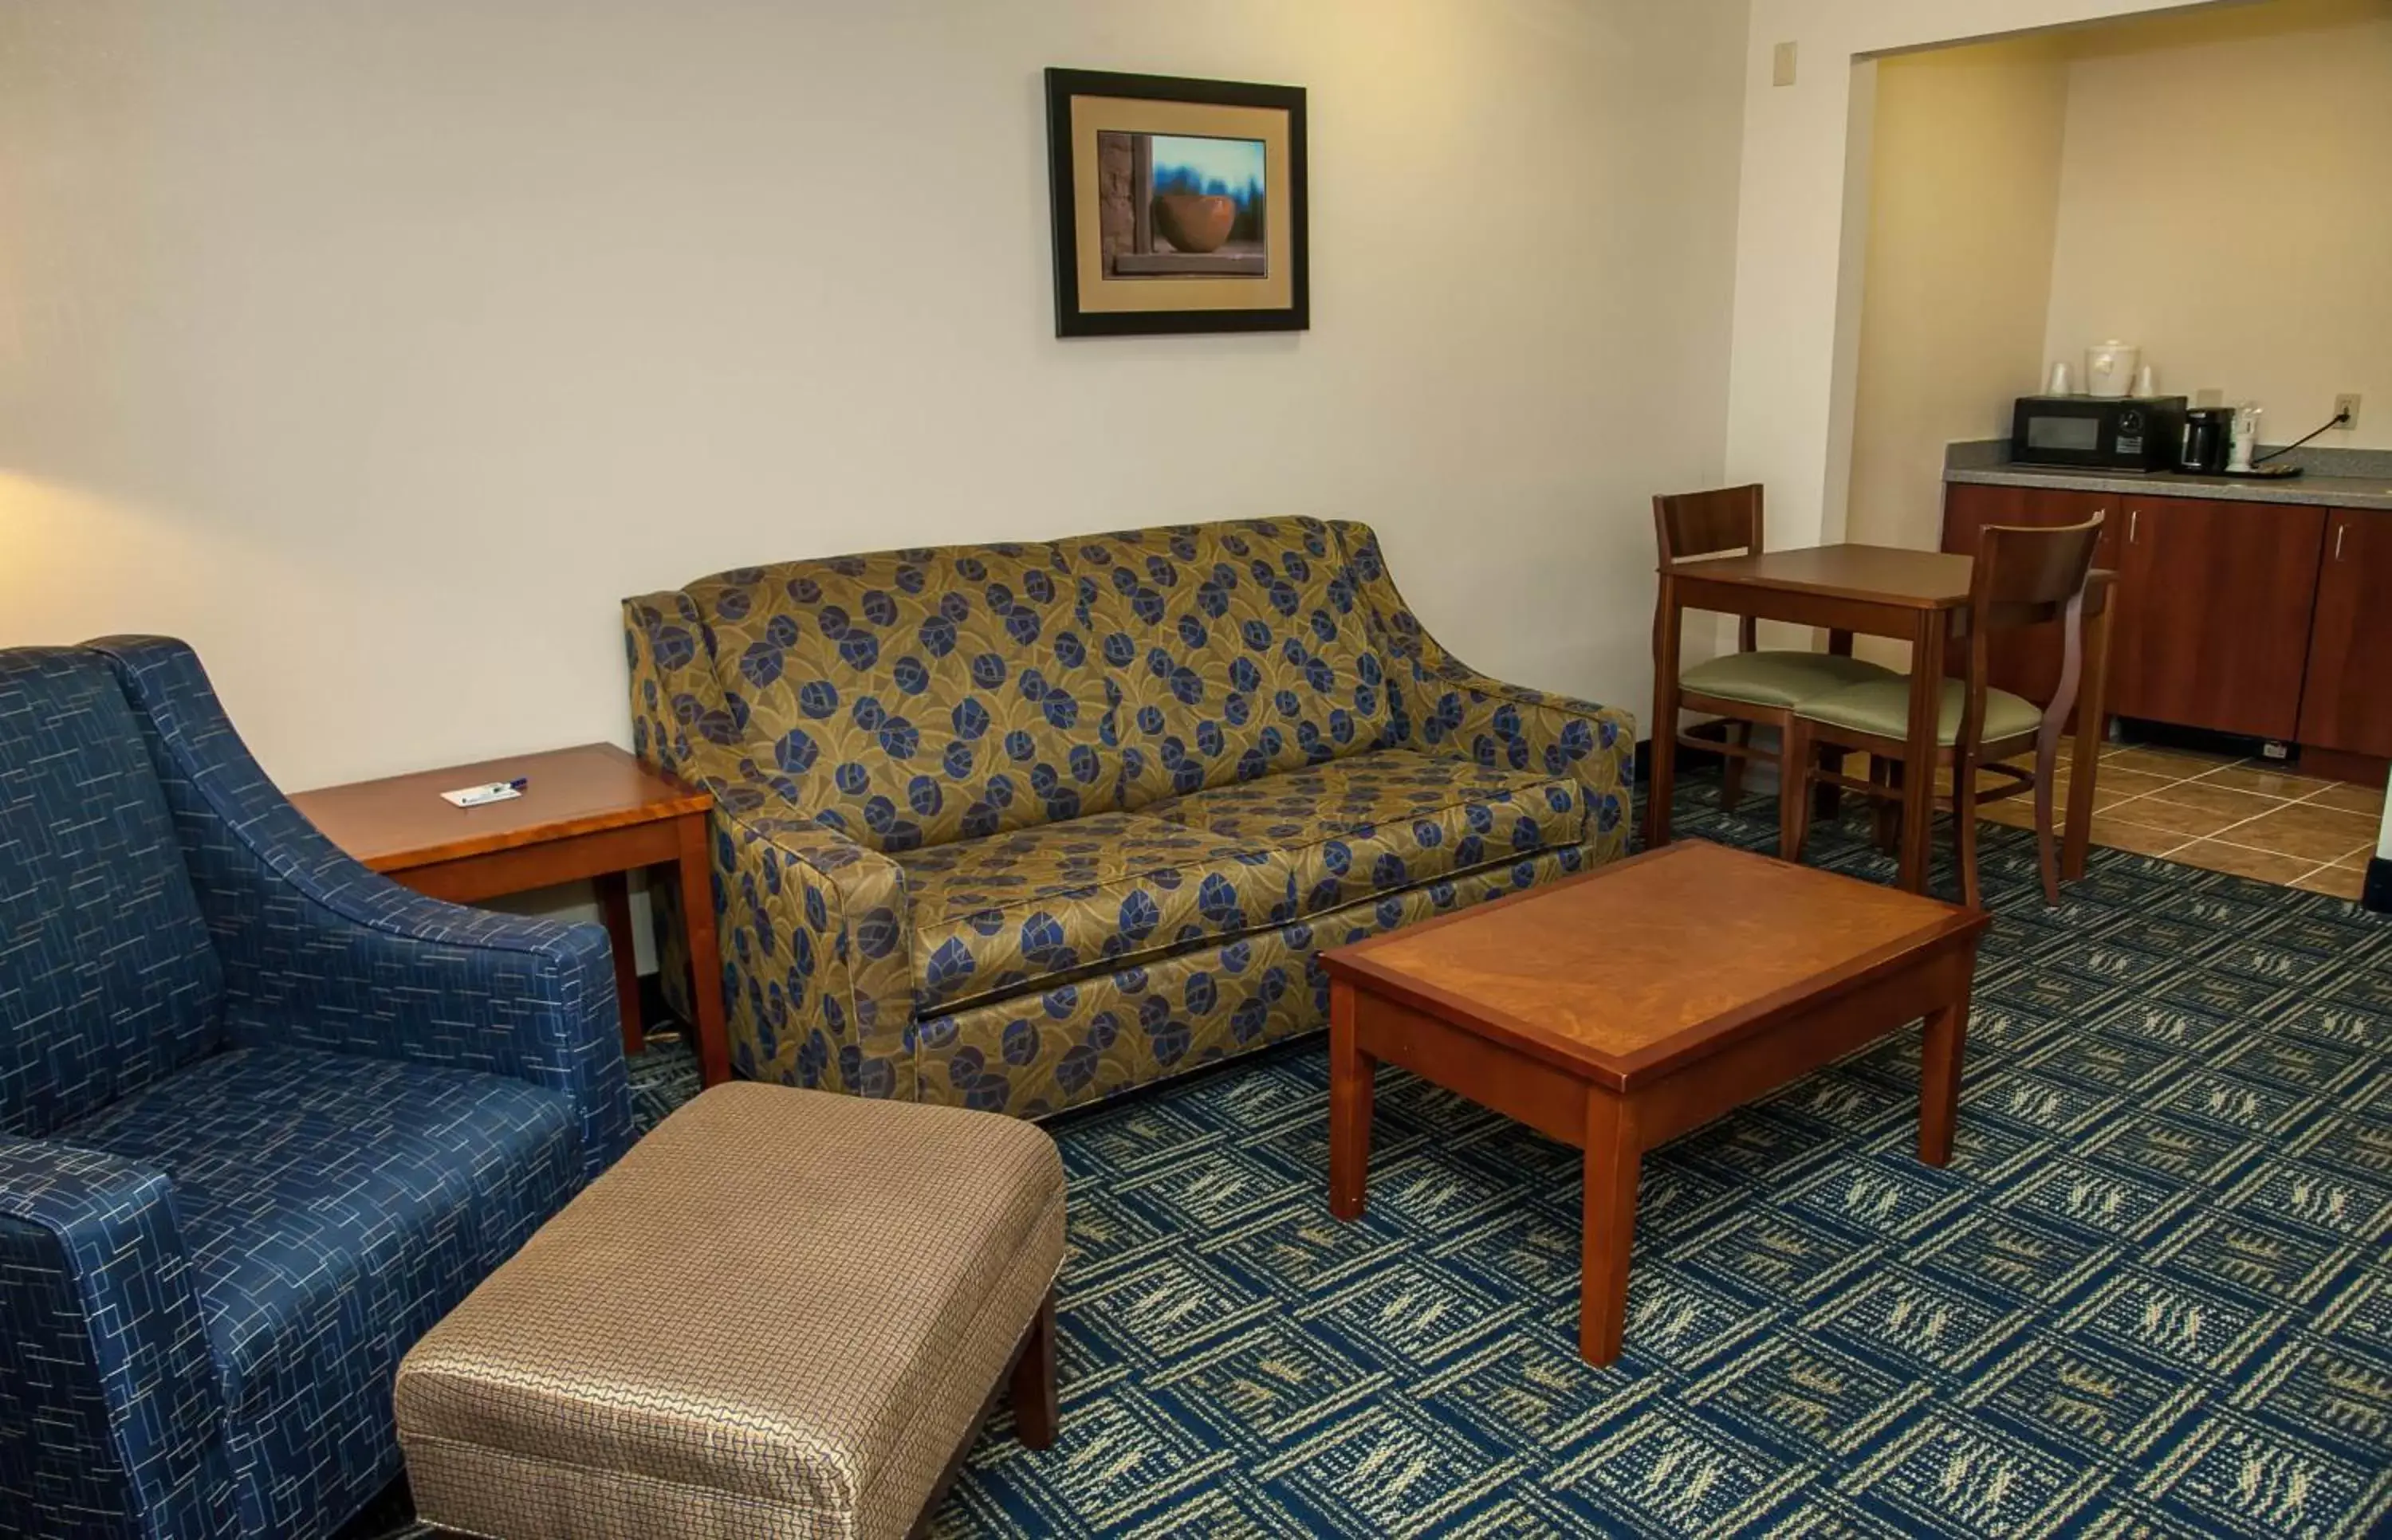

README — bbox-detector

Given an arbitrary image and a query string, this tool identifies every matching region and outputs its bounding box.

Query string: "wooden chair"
[1780,517,2112,909]
[1651,485,1898,835]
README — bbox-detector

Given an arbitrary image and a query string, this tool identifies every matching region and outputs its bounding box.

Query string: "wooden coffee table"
[1322,839,1987,1366]
[291,743,728,1086]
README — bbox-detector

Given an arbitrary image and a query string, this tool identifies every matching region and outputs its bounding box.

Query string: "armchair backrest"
[0,649,225,1136]
[628,518,1397,851]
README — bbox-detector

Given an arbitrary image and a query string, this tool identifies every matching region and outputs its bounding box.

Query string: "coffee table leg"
[1328,980,1373,1220]
[1918,997,1969,1167]
[1580,1090,1642,1366]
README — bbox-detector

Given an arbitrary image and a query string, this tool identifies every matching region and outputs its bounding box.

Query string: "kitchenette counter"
[1942,438,2392,512]
[1944,461,2392,512]
[1940,446,2389,779]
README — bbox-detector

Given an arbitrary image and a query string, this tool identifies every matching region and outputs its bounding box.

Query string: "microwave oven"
[2010,394,2187,472]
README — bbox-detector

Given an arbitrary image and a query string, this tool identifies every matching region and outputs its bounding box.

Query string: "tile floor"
[1970,742,2380,899]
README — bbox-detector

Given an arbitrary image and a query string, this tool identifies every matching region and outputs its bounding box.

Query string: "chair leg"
[1871,760,1901,854]
[1812,746,1845,821]
[2035,752,2063,908]
[1719,721,1749,815]
[1951,759,1981,910]
[1778,720,1812,864]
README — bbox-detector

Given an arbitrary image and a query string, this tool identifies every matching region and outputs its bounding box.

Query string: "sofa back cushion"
[687,544,1122,851]
[674,519,1396,849]
[1068,519,1394,807]
[0,649,224,1137]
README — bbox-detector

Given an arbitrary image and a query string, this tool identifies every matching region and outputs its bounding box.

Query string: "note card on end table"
[441,777,527,808]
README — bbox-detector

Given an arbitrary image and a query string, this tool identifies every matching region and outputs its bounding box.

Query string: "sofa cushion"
[1140,749,1587,918]
[0,648,223,1138]
[895,812,1293,1016]
[56,1045,580,1412]
[687,544,1120,852]
[1059,521,1395,808]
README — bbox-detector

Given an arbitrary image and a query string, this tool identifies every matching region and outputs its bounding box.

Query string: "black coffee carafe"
[2179,407,2233,473]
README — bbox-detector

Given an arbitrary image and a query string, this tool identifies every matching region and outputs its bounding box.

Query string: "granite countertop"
[1942,441,2392,512]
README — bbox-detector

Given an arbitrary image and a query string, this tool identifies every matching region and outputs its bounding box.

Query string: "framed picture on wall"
[1045,69,1309,337]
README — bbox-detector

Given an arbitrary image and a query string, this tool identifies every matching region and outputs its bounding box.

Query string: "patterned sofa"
[0,639,631,1539]
[624,518,1632,1116]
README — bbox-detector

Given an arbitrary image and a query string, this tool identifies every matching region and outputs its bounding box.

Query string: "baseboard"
[2299,746,2391,791]
[2109,719,2387,791]
[2366,857,2391,916]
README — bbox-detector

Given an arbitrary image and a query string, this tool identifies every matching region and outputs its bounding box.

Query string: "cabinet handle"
[2129,509,2138,544]
[2336,522,2347,560]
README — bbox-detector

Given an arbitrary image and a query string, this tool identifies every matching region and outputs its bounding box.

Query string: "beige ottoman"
[395,1082,1066,1540]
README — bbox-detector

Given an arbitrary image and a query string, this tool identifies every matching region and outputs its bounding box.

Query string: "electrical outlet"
[2333,393,2361,433]
[1772,41,1797,86]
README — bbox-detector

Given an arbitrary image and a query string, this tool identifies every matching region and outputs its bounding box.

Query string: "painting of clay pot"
[1151,193,1237,253]
[1048,69,1307,336]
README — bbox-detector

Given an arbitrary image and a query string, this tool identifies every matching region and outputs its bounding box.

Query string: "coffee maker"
[2178,407,2233,473]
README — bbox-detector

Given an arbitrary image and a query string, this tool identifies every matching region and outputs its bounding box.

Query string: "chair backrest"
[1654,485,1766,654]
[1969,517,2104,637]
[1652,484,1765,564]
[1959,517,2106,749]
[0,648,225,1137]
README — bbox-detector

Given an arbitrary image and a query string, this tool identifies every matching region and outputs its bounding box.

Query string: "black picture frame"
[1044,68,1310,338]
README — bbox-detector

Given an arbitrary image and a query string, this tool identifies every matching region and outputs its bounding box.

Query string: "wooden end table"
[290,742,729,1087]
[1323,839,1986,1366]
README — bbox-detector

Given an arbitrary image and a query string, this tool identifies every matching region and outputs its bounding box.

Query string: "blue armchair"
[1,638,631,1539]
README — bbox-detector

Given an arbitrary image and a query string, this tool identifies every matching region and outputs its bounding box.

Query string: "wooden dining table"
[1646,542,2101,894]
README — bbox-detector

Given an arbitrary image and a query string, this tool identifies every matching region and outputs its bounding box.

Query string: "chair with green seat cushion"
[1780,515,2114,910]
[1795,676,2044,744]
[1678,650,1898,710]
[1651,483,1894,833]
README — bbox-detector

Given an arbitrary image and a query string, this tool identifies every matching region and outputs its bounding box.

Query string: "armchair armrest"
[87,637,632,1180]
[706,775,918,1099]
[1,1139,234,1538]
[1328,521,1635,854]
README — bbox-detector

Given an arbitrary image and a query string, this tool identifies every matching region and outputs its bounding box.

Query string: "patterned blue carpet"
[366,776,2392,1538]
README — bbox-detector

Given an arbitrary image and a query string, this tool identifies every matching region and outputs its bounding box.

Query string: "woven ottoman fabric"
[394,1082,1066,1540]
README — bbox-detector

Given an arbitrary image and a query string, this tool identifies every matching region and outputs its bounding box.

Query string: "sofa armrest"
[1416,670,1635,850]
[707,788,919,1099]
[1328,521,1634,851]
[0,1139,236,1538]
[622,591,746,791]
[621,593,919,1095]
[87,636,633,1181]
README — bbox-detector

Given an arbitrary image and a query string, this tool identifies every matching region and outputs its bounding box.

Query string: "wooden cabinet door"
[2111,497,2327,739]
[2296,509,2392,756]
[1940,482,2123,705]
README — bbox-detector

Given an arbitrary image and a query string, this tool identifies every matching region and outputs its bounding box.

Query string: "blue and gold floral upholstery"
[895,813,1292,1016]
[624,518,1632,1115]
[1141,748,1588,919]
[0,639,629,1540]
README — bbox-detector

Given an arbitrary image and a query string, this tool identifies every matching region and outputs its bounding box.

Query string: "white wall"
[0,0,1749,799]
[1725,0,2211,552]
[1847,36,2071,564]
[2043,0,2392,447]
